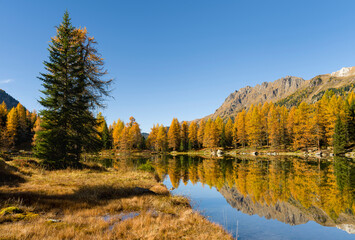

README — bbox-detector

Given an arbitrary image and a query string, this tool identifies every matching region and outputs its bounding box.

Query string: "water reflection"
[94,154,355,238]
[152,155,355,233]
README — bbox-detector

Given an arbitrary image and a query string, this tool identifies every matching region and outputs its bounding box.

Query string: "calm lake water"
[108,155,355,240]
[155,155,355,240]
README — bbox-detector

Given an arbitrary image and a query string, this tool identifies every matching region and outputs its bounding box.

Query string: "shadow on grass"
[0,161,26,187]
[0,184,158,211]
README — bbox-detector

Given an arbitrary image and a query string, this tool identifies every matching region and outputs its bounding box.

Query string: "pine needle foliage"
[34,12,111,169]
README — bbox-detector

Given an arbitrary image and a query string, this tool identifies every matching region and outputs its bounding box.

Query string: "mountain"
[0,89,19,109]
[205,67,355,120]
[219,185,355,233]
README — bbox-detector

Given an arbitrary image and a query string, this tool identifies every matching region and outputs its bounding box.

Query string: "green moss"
[0,207,38,223]
[138,161,155,172]
[0,206,23,215]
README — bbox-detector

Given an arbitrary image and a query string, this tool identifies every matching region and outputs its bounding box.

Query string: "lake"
[149,155,355,240]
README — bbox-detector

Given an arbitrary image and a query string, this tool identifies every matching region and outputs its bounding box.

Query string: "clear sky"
[1,0,355,132]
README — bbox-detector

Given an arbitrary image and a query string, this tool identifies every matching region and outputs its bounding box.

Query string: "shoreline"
[0,157,233,239]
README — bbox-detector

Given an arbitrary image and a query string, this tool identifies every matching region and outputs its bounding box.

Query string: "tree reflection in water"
[150,155,355,231]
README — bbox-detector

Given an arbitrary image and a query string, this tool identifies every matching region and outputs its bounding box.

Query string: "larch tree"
[246,105,262,148]
[129,117,142,149]
[180,121,189,151]
[312,100,328,149]
[156,125,168,152]
[112,119,124,149]
[147,124,159,150]
[168,118,181,151]
[235,110,247,148]
[214,116,224,147]
[224,118,234,147]
[188,121,198,149]
[16,103,28,146]
[293,102,314,150]
[197,119,205,148]
[203,119,218,149]
[119,126,132,150]
[261,102,270,146]
[267,104,280,147]
[278,105,289,149]
[6,108,18,148]
[34,12,111,168]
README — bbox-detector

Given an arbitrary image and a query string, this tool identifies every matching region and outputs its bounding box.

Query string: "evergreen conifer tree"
[35,12,111,168]
[333,116,347,155]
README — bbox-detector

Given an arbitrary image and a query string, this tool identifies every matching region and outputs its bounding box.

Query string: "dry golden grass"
[0,159,233,240]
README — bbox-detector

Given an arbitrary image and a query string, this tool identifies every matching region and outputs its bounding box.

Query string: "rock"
[47,219,62,223]
[217,149,224,157]
[251,152,258,156]
[315,151,322,157]
[150,184,169,195]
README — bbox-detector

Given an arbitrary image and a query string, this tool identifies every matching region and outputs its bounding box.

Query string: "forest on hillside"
[1,89,355,157]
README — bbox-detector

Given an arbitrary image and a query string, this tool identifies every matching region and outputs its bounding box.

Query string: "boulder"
[217,150,224,157]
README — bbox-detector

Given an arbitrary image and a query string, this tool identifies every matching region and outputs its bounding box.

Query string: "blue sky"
[1,0,355,132]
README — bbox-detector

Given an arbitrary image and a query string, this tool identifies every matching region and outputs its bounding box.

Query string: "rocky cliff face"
[208,76,305,119]
[0,89,19,109]
[219,185,355,231]
[204,67,355,120]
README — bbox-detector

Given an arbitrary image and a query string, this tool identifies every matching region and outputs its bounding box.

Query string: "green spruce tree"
[35,12,111,168]
[333,116,347,155]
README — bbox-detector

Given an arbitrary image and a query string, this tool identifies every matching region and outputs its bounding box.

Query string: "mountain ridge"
[0,89,19,109]
[202,67,355,120]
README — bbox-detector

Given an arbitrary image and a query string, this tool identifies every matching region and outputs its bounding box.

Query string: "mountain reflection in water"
[152,155,355,235]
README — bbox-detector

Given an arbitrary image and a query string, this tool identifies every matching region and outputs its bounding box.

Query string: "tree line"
[0,102,38,149]
[145,90,355,153]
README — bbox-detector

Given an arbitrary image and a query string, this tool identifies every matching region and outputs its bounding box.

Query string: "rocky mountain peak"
[207,75,305,119]
[200,67,355,121]
[330,66,355,77]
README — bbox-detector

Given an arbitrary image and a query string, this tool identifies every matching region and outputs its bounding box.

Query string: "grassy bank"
[0,157,233,240]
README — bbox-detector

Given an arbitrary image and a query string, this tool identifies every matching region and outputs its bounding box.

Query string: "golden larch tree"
[267,103,280,147]
[112,119,124,149]
[235,109,247,148]
[156,125,168,152]
[203,119,218,148]
[16,103,28,144]
[224,118,234,147]
[293,102,314,150]
[180,121,189,151]
[6,108,19,147]
[188,121,198,149]
[197,119,206,148]
[261,102,270,146]
[214,116,224,143]
[168,118,181,151]
[246,105,263,148]
[147,124,159,150]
